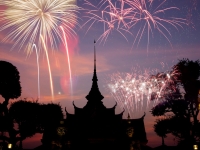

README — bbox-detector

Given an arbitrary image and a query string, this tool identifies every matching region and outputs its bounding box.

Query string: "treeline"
[0,61,63,149]
[151,58,200,149]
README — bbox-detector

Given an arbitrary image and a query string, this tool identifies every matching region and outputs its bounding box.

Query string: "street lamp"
[193,145,198,150]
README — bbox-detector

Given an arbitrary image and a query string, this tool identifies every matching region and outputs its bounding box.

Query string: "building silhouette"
[41,41,148,150]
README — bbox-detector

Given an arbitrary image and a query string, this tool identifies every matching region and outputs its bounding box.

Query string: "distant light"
[60,120,64,124]
[58,92,61,95]
[8,143,12,149]
[194,145,198,150]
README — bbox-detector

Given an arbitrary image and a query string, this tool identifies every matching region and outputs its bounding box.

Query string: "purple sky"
[0,0,200,148]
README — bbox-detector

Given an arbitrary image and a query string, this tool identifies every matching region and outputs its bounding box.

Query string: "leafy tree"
[152,99,188,117]
[39,103,63,127]
[0,103,8,145]
[154,118,170,146]
[39,103,63,147]
[0,61,21,108]
[168,116,190,142]
[174,59,200,123]
[9,100,64,149]
[151,59,200,147]
[0,61,21,148]
[9,100,40,149]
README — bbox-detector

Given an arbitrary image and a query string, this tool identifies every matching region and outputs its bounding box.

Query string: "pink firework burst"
[83,0,134,44]
[106,67,179,118]
[83,0,186,50]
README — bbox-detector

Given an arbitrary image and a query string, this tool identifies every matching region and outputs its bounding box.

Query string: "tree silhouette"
[173,59,200,146]
[9,100,40,149]
[151,59,200,147]
[38,103,63,127]
[0,61,21,108]
[174,59,200,119]
[0,61,21,148]
[0,103,8,146]
[39,103,63,148]
[9,100,64,149]
[154,118,170,146]
[168,116,190,142]
[151,99,188,117]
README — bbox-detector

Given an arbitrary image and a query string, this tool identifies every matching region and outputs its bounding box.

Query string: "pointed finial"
[94,39,96,71]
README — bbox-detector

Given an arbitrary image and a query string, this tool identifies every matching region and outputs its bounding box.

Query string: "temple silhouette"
[40,41,148,150]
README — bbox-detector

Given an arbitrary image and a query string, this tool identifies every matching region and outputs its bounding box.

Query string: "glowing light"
[8,144,12,149]
[194,145,198,150]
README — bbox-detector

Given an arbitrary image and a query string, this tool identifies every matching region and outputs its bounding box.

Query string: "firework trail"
[127,0,186,51]
[106,67,179,118]
[0,0,79,53]
[60,26,73,94]
[41,35,54,100]
[83,0,133,44]
[32,44,40,99]
[83,0,186,49]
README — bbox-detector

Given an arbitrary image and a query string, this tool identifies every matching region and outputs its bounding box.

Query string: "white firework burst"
[0,0,79,53]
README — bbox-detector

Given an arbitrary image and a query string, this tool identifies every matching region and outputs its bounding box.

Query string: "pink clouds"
[0,44,112,104]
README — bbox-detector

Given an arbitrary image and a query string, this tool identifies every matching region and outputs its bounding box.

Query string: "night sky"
[0,0,200,148]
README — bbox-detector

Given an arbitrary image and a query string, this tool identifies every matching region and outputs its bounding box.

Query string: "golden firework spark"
[0,0,79,53]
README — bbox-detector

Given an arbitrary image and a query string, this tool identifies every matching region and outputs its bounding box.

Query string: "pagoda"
[42,41,148,150]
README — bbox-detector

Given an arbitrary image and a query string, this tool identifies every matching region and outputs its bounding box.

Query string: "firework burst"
[0,0,79,100]
[83,0,134,44]
[0,0,79,53]
[106,67,179,118]
[127,0,186,50]
[83,0,186,49]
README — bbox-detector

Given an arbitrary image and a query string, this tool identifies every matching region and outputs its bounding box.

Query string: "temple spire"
[92,40,98,82]
[85,40,104,101]
[94,40,96,71]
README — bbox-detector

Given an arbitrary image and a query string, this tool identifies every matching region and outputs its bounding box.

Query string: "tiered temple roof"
[43,41,148,150]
